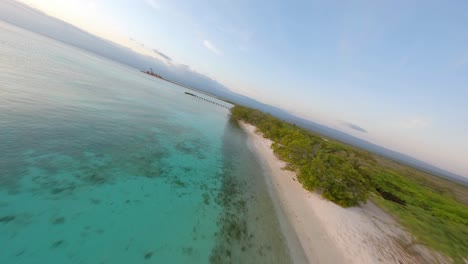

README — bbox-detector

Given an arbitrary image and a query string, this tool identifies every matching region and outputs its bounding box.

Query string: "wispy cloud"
[153,48,172,61]
[144,0,160,10]
[402,118,430,129]
[203,40,223,55]
[341,121,367,133]
[216,25,253,51]
[455,52,468,68]
[87,1,96,10]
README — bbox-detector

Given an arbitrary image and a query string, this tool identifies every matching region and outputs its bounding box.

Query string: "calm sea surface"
[0,21,292,264]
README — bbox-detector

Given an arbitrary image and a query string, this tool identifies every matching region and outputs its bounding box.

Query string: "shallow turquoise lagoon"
[0,21,292,263]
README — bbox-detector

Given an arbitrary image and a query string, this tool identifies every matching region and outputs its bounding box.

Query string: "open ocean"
[0,21,292,264]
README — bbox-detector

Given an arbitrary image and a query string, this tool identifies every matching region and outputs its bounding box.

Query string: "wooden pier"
[184,92,230,109]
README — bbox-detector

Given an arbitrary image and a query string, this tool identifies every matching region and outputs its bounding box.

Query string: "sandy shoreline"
[239,121,443,264]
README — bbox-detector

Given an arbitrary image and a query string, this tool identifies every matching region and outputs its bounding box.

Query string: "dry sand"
[239,121,448,264]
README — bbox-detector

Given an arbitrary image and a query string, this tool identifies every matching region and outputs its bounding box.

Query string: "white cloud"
[144,0,160,10]
[216,25,253,51]
[456,52,468,68]
[402,118,430,129]
[203,40,223,55]
[87,1,96,12]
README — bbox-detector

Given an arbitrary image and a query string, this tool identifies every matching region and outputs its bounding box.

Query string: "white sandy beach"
[239,121,448,264]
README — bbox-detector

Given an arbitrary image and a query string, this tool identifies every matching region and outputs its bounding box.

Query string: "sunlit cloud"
[456,52,468,68]
[144,0,160,10]
[87,1,96,10]
[402,118,430,129]
[203,40,223,55]
[216,25,253,51]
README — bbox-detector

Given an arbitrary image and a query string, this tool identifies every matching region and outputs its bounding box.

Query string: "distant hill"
[1,0,465,185]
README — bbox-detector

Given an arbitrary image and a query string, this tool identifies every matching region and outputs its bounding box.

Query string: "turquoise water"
[0,21,292,263]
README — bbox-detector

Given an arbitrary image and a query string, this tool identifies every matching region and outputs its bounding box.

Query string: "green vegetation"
[231,105,468,262]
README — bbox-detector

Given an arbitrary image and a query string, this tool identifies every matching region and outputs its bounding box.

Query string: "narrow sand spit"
[239,121,448,264]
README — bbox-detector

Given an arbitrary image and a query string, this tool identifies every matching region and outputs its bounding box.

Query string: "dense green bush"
[232,105,373,207]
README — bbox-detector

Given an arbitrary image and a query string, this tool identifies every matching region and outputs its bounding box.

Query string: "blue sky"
[18,0,468,176]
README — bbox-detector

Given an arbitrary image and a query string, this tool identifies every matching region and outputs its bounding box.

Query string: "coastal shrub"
[298,153,370,207]
[232,105,372,207]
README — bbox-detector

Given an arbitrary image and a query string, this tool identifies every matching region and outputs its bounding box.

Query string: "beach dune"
[240,121,447,264]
